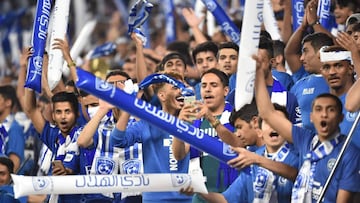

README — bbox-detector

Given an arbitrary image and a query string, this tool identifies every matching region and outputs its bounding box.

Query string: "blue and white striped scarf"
[253,142,290,203]
[292,132,344,202]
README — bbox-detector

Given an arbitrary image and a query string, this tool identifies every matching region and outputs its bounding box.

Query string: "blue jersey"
[229,73,236,92]
[110,120,192,203]
[2,115,25,162]
[291,66,309,83]
[40,122,80,173]
[222,145,298,203]
[41,122,82,202]
[290,74,329,131]
[292,126,360,203]
[339,94,360,149]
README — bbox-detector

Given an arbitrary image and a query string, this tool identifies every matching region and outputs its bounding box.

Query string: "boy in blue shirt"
[180,103,299,203]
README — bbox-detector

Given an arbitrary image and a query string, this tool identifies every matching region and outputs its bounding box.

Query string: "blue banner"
[317,0,331,30]
[291,0,304,31]
[164,0,176,44]
[24,0,52,93]
[201,0,241,44]
[88,42,117,60]
[76,68,237,163]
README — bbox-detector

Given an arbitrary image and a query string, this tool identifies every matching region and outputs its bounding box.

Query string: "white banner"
[12,173,207,198]
[234,0,263,110]
[263,0,281,40]
[47,0,70,90]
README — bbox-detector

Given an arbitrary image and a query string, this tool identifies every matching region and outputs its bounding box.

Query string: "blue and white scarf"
[253,142,290,203]
[192,101,236,188]
[0,115,14,155]
[128,0,153,46]
[292,132,344,203]
[55,126,80,161]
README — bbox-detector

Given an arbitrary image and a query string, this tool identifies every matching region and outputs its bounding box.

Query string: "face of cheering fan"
[320,60,354,91]
[52,101,77,136]
[310,97,343,141]
[157,83,184,112]
[260,110,286,153]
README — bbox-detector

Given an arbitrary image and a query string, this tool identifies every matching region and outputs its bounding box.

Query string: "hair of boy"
[191,41,219,63]
[51,91,79,116]
[229,98,258,126]
[157,52,187,72]
[65,80,80,97]
[0,85,17,109]
[167,41,193,66]
[259,36,274,59]
[311,93,343,115]
[218,41,239,52]
[0,156,14,174]
[151,71,184,94]
[301,32,334,52]
[336,0,356,12]
[273,40,286,65]
[201,68,229,88]
[258,103,289,128]
[105,70,131,81]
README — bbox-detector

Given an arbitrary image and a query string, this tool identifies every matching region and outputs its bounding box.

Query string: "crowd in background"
[0,0,360,202]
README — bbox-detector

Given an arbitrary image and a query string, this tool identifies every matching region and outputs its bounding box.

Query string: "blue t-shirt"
[292,126,360,202]
[110,120,192,203]
[222,145,298,203]
[339,94,360,149]
[291,66,309,83]
[290,74,329,131]
[4,117,25,162]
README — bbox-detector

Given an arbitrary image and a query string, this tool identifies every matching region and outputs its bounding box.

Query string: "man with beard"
[110,72,192,203]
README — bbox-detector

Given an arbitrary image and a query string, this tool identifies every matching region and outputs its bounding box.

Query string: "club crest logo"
[223,143,236,156]
[327,158,336,171]
[32,177,51,191]
[122,159,142,174]
[96,157,115,175]
[171,174,189,187]
[205,1,217,12]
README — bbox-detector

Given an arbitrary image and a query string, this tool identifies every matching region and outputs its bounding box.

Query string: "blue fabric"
[222,145,298,203]
[290,74,329,131]
[292,126,360,202]
[0,185,26,203]
[110,121,192,202]
[291,66,309,83]
[272,69,294,91]
[339,94,360,149]
[40,122,80,173]
[4,119,25,162]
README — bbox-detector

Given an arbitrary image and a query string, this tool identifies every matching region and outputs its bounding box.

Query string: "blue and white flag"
[76,68,236,163]
[163,0,176,44]
[201,0,241,44]
[24,0,52,93]
[128,0,153,46]
[317,0,331,31]
[292,0,304,31]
